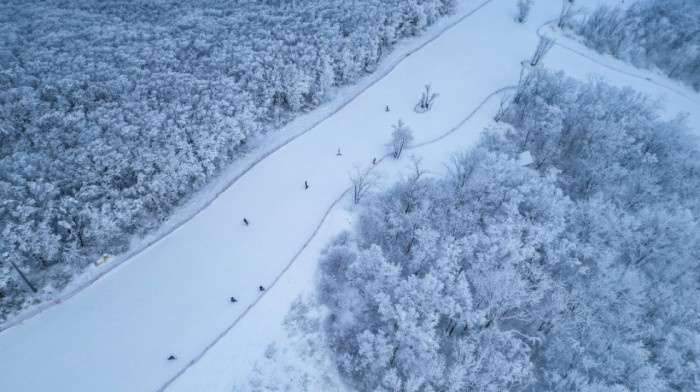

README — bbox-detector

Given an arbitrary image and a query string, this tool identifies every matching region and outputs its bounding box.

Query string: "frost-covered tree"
[388,119,414,159]
[318,148,569,390]
[500,68,699,390]
[415,84,439,112]
[316,69,699,391]
[530,36,555,67]
[516,0,534,24]
[349,164,379,205]
[558,0,575,28]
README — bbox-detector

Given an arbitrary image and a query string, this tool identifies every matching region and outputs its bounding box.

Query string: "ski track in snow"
[156,85,515,391]
[155,189,347,391]
[537,20,700,107]
[0,0,495,335]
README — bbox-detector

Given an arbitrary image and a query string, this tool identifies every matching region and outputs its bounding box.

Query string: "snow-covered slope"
[1,0,696,391]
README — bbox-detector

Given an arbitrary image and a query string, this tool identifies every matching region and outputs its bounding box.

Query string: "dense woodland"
[0,0,457,318]
[572,0,700,91]
[317,70,699,391]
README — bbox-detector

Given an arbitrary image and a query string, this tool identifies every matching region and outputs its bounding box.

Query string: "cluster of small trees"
[415,84,439,113]
[571,0,700,91]
[0,0,458,319]
[317,70,699,390]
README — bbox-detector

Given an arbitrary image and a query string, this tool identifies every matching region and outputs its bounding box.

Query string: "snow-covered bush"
[415,84,439,113]
[0,0,458,319]
[572,0,700,91]
[317,70,699,390]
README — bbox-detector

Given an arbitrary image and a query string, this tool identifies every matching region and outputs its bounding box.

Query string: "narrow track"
[536,20,700,106]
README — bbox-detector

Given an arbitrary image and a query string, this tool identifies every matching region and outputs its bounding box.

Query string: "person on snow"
[168,355,177,361]
[305,181,309,189]
[337,148,342,156]
[259,285,265,292]
[385,105,390,112]
[243,218,249,226]
[230,297,237,303]
[372,158,377,164]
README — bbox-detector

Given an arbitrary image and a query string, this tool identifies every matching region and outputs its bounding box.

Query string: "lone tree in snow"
[558,0,574,28]
[517,0,534,23]
[349,164,379,204]
[530,36,554,66]
[388,119,414,159]
[494,92,512,122]
[415,84,439,112]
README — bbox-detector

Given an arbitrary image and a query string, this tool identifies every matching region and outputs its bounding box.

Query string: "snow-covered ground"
[1,0,696,391]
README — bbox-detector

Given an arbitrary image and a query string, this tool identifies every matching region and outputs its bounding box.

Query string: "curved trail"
[537,20,700,106]
[413,86,517,149]
[0,0,494,334]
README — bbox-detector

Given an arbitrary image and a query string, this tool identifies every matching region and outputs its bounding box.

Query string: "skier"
[230,297,237,303]
[372,158,377,164]
[167,355,177,361]
[305,181,309,189]
[337,148,342,156]
[259,285,265,292]
[385,105,390,112]
[243,218,249,226]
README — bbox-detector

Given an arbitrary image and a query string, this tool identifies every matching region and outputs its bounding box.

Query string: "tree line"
[316,69,699,391]
[571,0,700,91]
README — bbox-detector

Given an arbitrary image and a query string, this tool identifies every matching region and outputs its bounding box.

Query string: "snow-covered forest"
[316,70,699,391]
[0,0,457,318]
[571,0,700,91]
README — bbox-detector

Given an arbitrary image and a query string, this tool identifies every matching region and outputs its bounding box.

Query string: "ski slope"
[1,0,697,391]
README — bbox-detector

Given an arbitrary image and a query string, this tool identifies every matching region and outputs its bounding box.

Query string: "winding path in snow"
[537,20,700,106]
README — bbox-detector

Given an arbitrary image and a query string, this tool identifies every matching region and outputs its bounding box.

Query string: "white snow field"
[1,0,697,391]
